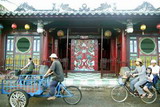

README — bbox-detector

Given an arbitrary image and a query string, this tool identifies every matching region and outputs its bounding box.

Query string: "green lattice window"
[140,38,155,54]
[17,38,31,53]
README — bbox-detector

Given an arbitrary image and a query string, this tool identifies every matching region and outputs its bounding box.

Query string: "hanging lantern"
[37,20,44,33]
[156,24,160,33]
[11,23,17,29]
[24,24,30,30]
[156,24,160,29]
[104,30,112,37]
[140,24,146,35]
[140,24,146,30]
[57,30,64,36]
[126,19,134,33]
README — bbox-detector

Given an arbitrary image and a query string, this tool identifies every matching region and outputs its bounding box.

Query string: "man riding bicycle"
[148,60,159,84]
[43,53,64,100]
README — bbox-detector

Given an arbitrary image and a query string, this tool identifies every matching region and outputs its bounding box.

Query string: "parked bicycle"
[111,75,157,104]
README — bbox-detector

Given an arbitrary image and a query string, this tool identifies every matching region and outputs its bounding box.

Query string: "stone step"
[62,73,119,89]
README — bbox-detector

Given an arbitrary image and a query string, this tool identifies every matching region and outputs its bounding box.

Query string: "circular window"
[140,38,156,54]
[17,38,31,53]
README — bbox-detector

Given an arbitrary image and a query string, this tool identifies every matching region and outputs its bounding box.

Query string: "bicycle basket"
[118,77,127,85]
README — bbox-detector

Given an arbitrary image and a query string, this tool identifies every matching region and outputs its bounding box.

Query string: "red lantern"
[156,24,160,29]
[156,24,160,33]
[11,23,17,29]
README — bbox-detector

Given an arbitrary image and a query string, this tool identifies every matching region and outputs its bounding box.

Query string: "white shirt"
[148,65,160,76]
[147,73,154,82]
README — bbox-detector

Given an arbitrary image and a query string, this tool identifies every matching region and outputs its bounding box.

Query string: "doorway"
[71,39,98,71]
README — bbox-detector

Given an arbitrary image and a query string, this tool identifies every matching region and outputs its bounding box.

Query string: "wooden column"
[100,28,103,78]
[66,29,69,59]
[42,31,49,65]
[110,37,117,73]
[121,30,127,66]
[0,30,4,69]
[52,35,55,53]
[0,30,3,68]
[65,28,69,77]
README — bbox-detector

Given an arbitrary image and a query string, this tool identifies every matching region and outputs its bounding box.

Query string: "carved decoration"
[157,7,160,11]
[60,3,76,12]
[52,3,58,11]
[15,2,35,11]
[134,2,156,11]
[79,4,90,12]
[92,3,112,11]
[15,2,159,13]
[0,4,8,11]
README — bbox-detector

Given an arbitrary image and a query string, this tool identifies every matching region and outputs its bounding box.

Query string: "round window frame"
[16,37,32,53]
[139,37,156,55]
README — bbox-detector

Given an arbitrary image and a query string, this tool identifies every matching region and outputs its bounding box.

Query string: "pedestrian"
[43,53,64,100]
[130,58,147,98]
[21,57,35,74]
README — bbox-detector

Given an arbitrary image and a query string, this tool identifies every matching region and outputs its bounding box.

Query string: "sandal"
[140,93,146,98]
[147,94,153,98]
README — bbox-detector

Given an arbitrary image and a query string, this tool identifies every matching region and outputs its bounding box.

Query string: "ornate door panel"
[71,40,98,71]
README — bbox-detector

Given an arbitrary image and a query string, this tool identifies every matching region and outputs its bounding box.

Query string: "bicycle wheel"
[111,85,128,102]
[9,90,29,107]
[157,89,160,94]
[63,86,82,105]
[141,87,157,104]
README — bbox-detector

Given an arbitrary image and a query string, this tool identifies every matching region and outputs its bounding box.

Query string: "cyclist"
[143,60,160,98]
[148,60,159,84]
[44,53,64,100]
[130,58,147,98]
[21,57,35,74]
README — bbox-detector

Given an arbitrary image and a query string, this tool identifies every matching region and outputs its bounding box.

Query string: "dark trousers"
[49,80,58,96]
[153,75,159,85]
[25,71,33,75]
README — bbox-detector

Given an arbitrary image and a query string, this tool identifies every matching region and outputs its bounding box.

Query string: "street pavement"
[0,89,159,107]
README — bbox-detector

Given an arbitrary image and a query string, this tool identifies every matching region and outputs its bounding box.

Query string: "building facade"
[0,2,160,76]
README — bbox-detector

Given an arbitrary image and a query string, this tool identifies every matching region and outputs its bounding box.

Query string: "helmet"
[151,59,157,64]
[136,58,142,63]
[49,53,58,58]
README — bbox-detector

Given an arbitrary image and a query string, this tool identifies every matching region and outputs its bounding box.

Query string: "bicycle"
[111,76,157,104]
[4,70,17,80]
[50,82,82,105]
[1,75,82,107]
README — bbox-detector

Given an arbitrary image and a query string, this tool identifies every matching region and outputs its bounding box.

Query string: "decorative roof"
[134,2,156,11]
[0,2,160,17]
[0,4,8,11]
[15,2,36,11]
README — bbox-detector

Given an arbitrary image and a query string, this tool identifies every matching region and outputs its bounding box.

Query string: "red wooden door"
[71,39,98,71]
